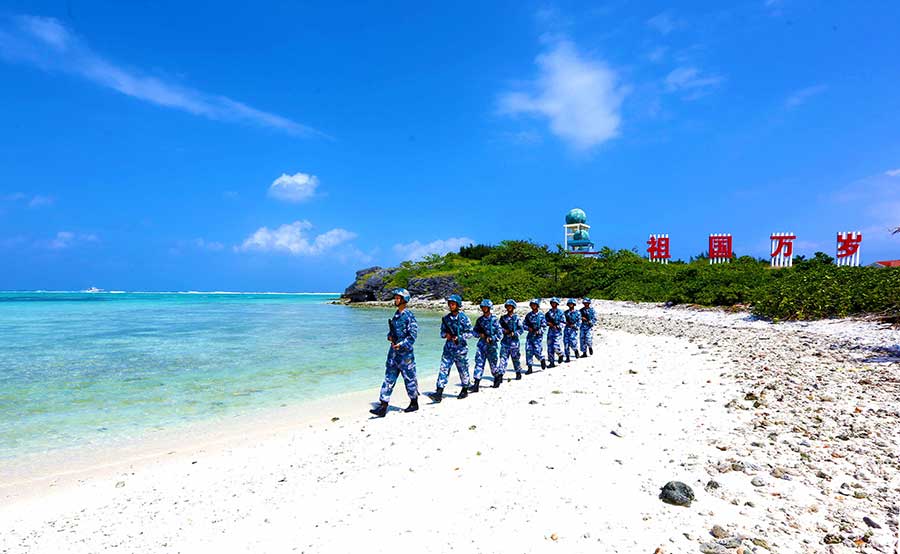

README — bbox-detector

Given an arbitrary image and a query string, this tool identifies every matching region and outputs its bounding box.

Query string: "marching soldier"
[523,299,547,373]
[370,288,419,417]
[499,299,525,379]
[545,297,565,367]
[579,298,597,356]
[563,298,581,362]
[427,294,472,402]
[471,299,504,391]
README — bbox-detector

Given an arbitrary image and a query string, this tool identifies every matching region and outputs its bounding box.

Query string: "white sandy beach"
[2,301,898,553]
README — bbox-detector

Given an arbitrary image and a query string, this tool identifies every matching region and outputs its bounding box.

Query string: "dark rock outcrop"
[406,276,459,300]
[342,266,398,302]
[341,267,461,302]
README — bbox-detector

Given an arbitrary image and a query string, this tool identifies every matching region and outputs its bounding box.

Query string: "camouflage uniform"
[563,308,581,358]
[499,313,524,374]
[473,313,503,380]
[523,310,547,366]
[436,312,473,390]
[545,306,565,361]
[579,304,597,354]
[379,309,419,402]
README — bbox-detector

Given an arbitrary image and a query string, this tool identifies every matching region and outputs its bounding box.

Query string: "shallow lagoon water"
[0,292,444,459]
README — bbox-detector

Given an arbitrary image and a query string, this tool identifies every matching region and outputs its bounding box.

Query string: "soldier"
[545,297,565,367]
[563,298,581,362]
[470,299,504,392]
[370,288,419,418]
[427,294,472,403]
[523,299,547,373]
[499,299,525,380]
[579,297,597,356]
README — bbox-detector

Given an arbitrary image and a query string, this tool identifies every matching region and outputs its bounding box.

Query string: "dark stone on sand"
[659,481,695,507]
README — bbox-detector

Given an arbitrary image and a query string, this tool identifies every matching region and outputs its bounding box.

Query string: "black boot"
[526,365,533,375]
[369,401,388,418]
[457,385,468,399]
[574,351,580,359]
[469,379,480,393]
[492,375,501,388]
[540,359,546,370]
[558,355,564,364]
[589,347,594,356]
[516,372,522,380]
[565,354,570,363]
[549,358,556,368]
[404,398,419,413]
[428,387,443,403]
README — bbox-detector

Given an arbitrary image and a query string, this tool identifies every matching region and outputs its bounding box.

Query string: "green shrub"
[385,242,897,320]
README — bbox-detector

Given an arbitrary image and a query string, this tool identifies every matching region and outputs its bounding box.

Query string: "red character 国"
[708,234,733,261]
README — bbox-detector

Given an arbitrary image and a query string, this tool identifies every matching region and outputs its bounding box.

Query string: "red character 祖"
[647,235,671,260]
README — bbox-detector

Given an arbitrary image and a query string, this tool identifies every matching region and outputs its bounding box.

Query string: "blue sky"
[1,1,898,291]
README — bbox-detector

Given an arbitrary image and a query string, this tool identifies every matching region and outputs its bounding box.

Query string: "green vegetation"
[387,240,900,321]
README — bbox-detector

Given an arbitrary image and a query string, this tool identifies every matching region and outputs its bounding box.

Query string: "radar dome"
[572,229,591,242]
[565,208,587,224]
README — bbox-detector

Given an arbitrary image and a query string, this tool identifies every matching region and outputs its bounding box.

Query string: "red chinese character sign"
[647,234,671,264]
[835,231,862,267]
[770,232,796,268]
[708,234,733,264]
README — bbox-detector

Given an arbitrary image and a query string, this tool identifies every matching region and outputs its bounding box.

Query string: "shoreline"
[3,301,898,553]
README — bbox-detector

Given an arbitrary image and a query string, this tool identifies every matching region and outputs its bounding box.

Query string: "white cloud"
[45,231,98,249]
[885,169,900,177]
[647,12,682,35]
[785,84,827,108]
[0,15,319,136]
[268,172,319,203]
[28,194,54,207]
[393,237,474,261]
[1,192,53,206]
[664,66,723,99]
[236,221,355,256]
[647,46,667,63]
[192,238,224,251]
[499,40,627,150]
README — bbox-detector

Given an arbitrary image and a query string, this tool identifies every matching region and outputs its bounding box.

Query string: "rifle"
[475,317,489,344]
[446,314,460,344]
[501,315,514,336]
[388,318,396,345]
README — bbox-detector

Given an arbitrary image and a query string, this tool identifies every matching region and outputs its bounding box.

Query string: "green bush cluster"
[386,241,899,321]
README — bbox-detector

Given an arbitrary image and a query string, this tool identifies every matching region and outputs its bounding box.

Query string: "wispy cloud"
[0,15,320,136]
[236,221,355,256]
[647,11,683,35]
[2,192,54,207]
[28,194,54,207]
[785,84,827,108]
[647,46,667,63]
[44,231,98,249]
[393,237,474,261]
[170,238,224,255]
[664,66,723,99]
[268,172,319,203]
[499,39,627,150]
[827,171,900,251]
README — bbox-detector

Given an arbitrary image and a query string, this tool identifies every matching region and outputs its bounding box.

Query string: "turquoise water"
[0,292,444,460]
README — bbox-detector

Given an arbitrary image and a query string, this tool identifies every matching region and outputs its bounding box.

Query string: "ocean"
[0,292,445,460]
